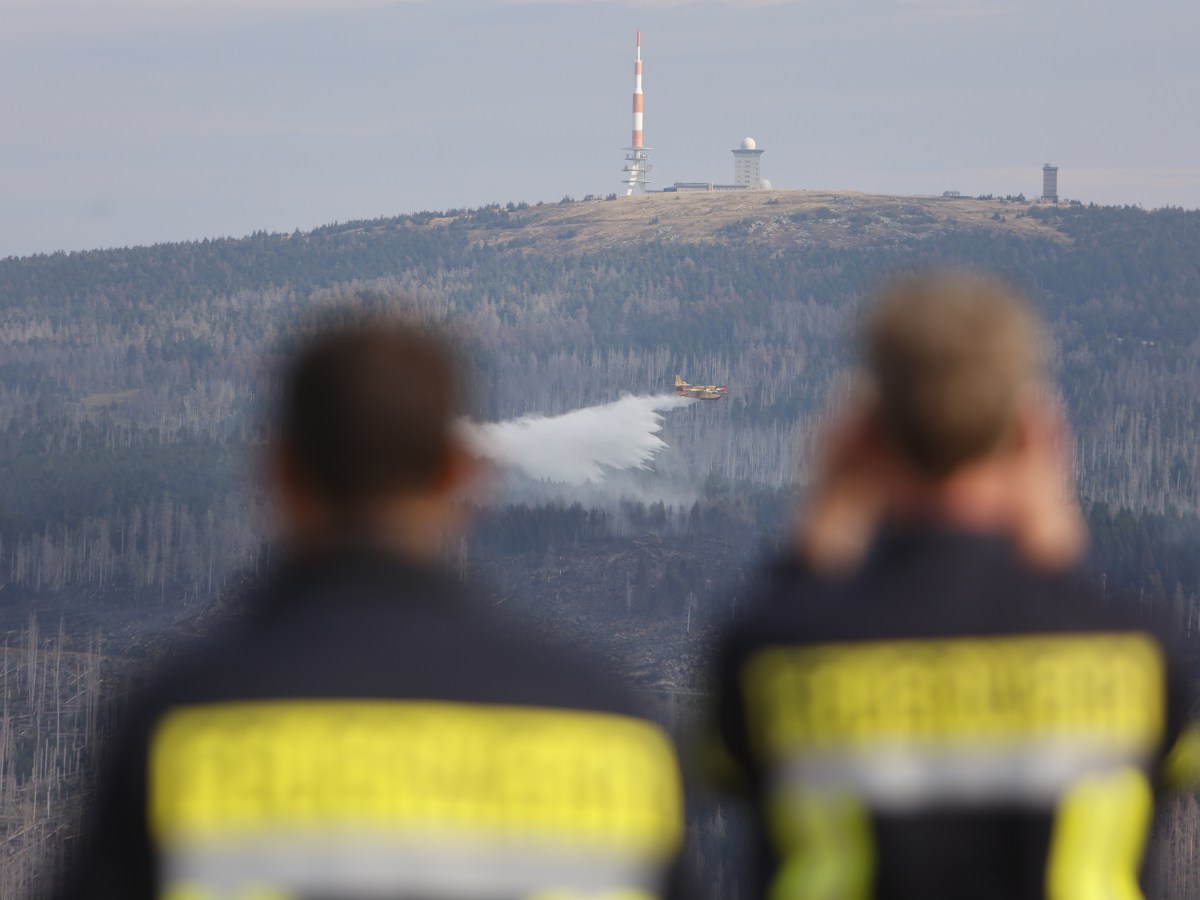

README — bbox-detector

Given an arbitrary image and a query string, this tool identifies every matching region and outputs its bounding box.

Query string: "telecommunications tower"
[621,32,651,195]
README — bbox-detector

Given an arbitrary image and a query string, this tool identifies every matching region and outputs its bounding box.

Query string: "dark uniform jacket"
[715,526,1196,900]
[58,546,685,900]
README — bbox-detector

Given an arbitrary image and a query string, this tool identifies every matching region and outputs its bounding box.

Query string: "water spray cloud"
[462,394,695,485]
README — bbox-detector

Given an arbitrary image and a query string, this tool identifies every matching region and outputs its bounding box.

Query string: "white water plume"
[462,394,696,485]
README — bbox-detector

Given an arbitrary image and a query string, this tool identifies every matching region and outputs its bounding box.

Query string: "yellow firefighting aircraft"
[674,375,729,400]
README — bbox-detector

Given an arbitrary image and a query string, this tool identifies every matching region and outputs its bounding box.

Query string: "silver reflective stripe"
[160,832,666,899]
[772,738,1155,811]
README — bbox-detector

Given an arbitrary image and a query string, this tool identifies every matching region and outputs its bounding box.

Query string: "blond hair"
[865,272,1047,478]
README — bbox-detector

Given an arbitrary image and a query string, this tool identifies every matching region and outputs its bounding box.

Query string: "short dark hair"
[865,272,1047,478]
[277,319,461,507]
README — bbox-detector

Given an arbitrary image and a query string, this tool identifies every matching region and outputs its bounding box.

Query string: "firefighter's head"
[273,315,476,554]
[800,271,1082,572]
[863,271,1048,479]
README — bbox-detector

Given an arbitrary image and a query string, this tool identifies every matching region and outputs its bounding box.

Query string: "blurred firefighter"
[713,272,1198,900]
[56,316,687,900]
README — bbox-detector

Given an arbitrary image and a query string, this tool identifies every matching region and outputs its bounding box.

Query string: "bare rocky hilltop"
[347,189,1071,254]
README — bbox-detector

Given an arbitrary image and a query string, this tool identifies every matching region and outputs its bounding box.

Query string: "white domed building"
[732,137,766,188]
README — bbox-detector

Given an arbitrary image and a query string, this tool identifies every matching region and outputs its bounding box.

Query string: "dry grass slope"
[412,190,1070,254]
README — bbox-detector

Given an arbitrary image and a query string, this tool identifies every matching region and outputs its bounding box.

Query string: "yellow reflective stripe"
[766,788,873,900]
[163,888,296,900]
[150,701,682,855]
[1045,767,1152,900]
[742,633,1164,752]
[160,886,212,900]
[1161,723,1200,788]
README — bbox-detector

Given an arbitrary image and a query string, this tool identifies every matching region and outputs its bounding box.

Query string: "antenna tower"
[621,32,651,195]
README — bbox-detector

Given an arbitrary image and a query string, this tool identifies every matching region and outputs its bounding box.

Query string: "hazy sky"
[3,0,1198,257]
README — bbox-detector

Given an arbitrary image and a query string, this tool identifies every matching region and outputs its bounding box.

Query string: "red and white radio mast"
[621,32,652,195]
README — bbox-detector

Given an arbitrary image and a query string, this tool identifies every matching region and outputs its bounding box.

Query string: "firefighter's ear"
[268,445,332,539]
[434,435,488,497]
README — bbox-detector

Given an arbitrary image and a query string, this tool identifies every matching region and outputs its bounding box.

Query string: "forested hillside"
[2,191,1199,610]
[4,190,1200,896]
